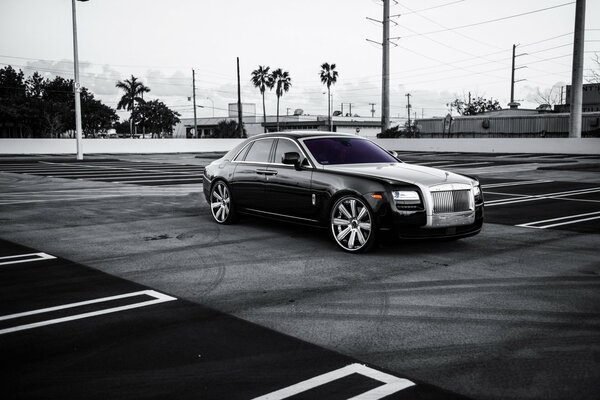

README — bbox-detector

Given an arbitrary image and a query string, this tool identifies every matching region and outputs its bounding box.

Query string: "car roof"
[249,131,361,140]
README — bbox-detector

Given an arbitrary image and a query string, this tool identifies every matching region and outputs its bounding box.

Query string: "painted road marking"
[0,290,176,335]
[416,161,451,166]
[516,211,600,229]
[252,363,414,400]
[482,179,554,189]
[486,187,600,207]
[432,161,494,168]
[0,252,56,266]
[113,177,203,184]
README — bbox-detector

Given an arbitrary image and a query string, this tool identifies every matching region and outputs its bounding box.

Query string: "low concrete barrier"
[373,138,600,155]
[0,138,598,155]
[0,138,245,155]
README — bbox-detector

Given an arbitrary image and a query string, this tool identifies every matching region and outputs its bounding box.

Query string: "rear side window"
[243,139,274,163]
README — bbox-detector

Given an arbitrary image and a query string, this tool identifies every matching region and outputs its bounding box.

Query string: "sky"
[1,0,599,124]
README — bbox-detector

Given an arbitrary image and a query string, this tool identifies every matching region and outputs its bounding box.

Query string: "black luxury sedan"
[203,132,484,252]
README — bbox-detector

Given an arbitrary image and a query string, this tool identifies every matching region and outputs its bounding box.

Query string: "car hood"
[324,163,476,187]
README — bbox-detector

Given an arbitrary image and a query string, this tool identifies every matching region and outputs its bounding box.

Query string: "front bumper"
[387,203,484,239]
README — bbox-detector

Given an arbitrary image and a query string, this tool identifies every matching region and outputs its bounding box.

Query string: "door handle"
[255,169,277,176]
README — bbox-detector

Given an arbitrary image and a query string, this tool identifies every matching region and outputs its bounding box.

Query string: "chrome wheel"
[210,181,233,224]
[330,196,374,252]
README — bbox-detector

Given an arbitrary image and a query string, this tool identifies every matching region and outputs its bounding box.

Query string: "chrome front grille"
[432,190,472,214]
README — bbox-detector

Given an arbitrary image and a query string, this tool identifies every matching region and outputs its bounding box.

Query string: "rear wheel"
[330,195,376,253]
[210,181,236,224]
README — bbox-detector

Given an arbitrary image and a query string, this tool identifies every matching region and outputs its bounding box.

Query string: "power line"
[398,2,503,50]
[402,2,575,38]
[399,0,466,15]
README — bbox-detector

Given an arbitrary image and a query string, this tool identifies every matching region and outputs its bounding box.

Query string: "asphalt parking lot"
[0,151,598,399]
[1,239,463,400]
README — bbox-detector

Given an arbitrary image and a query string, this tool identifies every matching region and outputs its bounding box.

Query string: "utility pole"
[381,0,390,132]
[192,69,198,138]
[569,0,586,138]
[236,57,243,138]
[509,44,527,109]
[71,0,84,160]
[369,103,376,118]
[406,93,412,134]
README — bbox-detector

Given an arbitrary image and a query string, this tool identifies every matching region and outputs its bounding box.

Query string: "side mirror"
[282,152,302,169]
[388,150,398,158]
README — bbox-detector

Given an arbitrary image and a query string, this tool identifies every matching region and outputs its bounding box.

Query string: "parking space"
[395,151,598,171]
[0,239,466,400]
[480,178,600,233]
[0,160,204,186]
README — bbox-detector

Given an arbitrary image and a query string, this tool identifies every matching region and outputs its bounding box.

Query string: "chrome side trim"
[243,208,319,223]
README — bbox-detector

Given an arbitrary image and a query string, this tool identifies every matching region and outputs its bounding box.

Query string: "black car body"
[203,132,484,252]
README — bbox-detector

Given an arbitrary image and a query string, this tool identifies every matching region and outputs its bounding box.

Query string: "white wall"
[0,138,598,155]
[0,139,245,154]
[373,138,600,155]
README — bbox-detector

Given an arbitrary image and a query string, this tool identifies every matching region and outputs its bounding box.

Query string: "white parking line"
[516,211,600,229]
[0,290,176,335]
[486,187,600,207]
[113,177,203,184]
[433,161,493,168]
[252,363,414,400]
[0,252,56,266]
[482,179,553,189]
[416,161,450,166]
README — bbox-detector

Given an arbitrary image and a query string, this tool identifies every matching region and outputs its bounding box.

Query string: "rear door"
[231,138,275,211]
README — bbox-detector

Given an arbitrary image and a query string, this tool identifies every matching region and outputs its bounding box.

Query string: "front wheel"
[210,181,237,224]
[330,195,376,253]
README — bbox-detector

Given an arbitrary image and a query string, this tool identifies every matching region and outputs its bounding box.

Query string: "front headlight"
[392,191,420,202]
[472,185,482,202]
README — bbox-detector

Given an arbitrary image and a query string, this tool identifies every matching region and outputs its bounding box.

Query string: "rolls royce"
[203,132,483,252]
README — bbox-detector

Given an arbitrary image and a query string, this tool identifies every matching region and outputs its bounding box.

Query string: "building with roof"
[174,103,395,138]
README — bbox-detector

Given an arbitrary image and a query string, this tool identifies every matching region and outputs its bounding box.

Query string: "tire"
[330,195,376,253]
[209,181,237,224]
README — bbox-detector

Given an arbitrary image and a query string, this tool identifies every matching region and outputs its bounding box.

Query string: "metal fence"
[416,112,600,138]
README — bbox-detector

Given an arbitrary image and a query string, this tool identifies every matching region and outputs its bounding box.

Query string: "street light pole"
[206,97,214,117]
[71,0,87,160]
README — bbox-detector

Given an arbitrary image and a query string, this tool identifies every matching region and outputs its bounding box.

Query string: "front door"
[264,138,316,221]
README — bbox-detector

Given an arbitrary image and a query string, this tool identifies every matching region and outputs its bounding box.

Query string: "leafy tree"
[251,65,274,133]
[135,99,180,138]
[271,68,291,131]
[114,119,130,135]
[212,120,246,138]
[0,65,26,98]
[319,62,338,131]
[116,75,150,136]
[448,95,501,116]
[0,66,28,137]
[82,99,118,137]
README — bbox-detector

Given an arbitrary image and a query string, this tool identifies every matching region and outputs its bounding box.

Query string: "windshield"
[303,137,398,165]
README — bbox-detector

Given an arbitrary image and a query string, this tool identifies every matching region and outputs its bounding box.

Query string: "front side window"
[273,139,301,164]
[243,139,274,163]
[303,137,398,165]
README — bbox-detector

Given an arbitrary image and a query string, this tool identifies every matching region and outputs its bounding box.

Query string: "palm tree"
[271,68,292,132]
[320,62,338,131]
[115,75,150,136]
[251,66,274,133]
